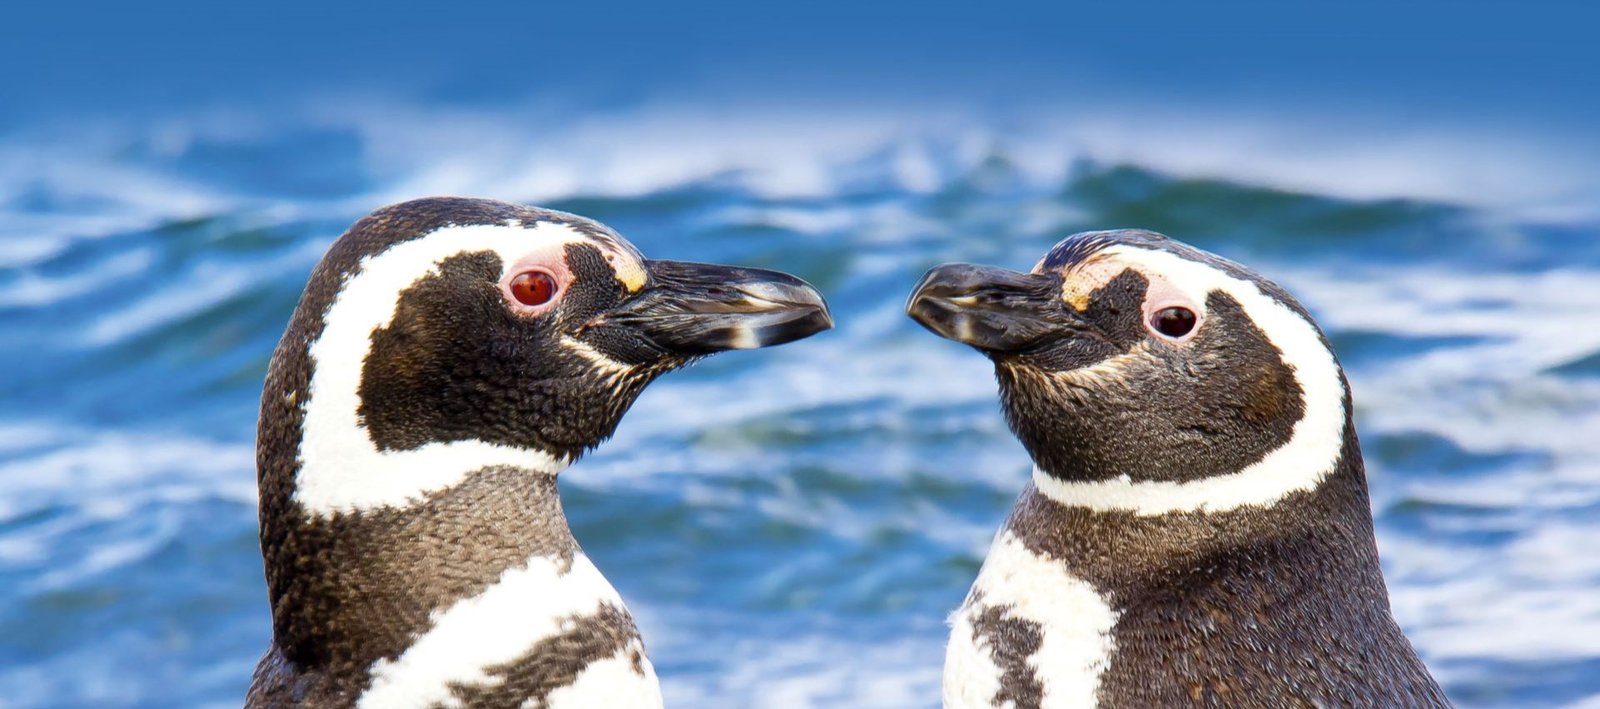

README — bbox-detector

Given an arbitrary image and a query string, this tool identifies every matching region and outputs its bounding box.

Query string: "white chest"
[356,552,663,709]
[944,530,1119,709]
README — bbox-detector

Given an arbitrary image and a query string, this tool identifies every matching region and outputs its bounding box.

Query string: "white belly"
[944,530,1119,709]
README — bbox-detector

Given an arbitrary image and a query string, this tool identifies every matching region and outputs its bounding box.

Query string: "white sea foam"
[1,95,1595,249]
[0,426,253,504]
[75,239,324,346]
[655,619,943,709]
[0,133,237,259]
[0,424,254,591]
[0,248,155,308]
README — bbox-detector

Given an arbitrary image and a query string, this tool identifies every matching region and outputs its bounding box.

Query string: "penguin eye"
[509,270,558,306]
[1151,306,1197,338]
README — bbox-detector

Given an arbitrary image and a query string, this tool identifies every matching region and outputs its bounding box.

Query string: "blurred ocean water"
[1,101,1599,708]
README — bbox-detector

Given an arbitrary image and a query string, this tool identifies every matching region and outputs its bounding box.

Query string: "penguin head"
[907,230,1348,504]
[266,197,831,514]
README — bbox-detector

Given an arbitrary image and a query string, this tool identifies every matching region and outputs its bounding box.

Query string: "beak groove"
[607,259,833,355]
[905,263,1068,353]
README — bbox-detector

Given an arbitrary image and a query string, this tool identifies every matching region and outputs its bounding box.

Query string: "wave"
[2,97,1597,241]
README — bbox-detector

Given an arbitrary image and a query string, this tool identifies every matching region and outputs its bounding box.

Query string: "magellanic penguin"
[246,197,832,708]
[906,230,1450,708]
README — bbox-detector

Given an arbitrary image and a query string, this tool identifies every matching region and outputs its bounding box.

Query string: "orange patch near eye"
[609,255,647,293]
[509,271,558,305]
[1053,256,1125,311]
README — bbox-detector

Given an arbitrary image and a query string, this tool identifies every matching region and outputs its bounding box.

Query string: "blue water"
[2,96,1600,708]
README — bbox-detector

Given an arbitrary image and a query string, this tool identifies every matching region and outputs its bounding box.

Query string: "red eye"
[509,270,558,306]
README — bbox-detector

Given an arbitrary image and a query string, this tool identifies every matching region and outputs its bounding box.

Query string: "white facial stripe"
[945,530,1118,708]
[1034,245,1347,516]
[544,641,664,709]
[560,335,633,377]
[298,222,633,515]
[1042,342,1144,388]
[357,553,649,708]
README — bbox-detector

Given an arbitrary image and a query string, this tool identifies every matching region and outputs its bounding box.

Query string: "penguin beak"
[607,259,834,355]
[906,263,1075,353]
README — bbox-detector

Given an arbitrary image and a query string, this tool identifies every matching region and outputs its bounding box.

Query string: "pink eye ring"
[508,270,558,306]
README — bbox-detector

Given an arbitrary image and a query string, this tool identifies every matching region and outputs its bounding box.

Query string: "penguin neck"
[1008,419,1382,583]
[262,460,587,671]
[1023,384,1356,518]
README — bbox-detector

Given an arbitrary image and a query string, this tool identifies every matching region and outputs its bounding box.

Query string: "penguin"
[245,197,832,708]
[906,229,1450,708]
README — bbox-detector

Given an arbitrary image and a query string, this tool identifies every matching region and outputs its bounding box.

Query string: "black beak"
[607,260,833,356]
[906,263,1072,353]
